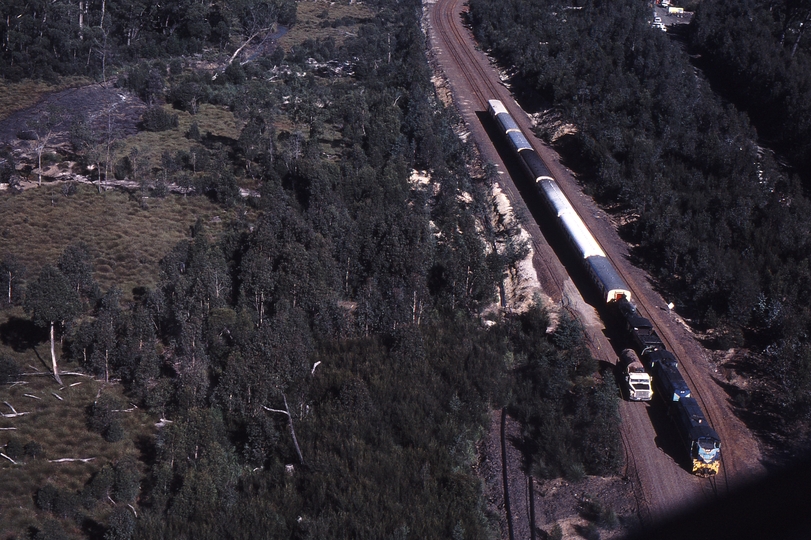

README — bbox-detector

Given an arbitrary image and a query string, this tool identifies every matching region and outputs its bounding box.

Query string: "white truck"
[620,349,653,401]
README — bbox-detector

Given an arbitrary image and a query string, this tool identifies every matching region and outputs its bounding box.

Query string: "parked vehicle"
[620,349,653,401]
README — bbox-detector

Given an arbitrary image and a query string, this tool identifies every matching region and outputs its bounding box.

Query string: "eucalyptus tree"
[24,265,81,384]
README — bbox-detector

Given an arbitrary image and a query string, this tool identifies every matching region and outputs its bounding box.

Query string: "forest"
[0,0,621,538]
[469,0,811,444]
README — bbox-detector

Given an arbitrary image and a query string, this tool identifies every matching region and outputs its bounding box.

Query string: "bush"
[24,440,44,459]
[87,393,122,437]
[0,355,20,384]
[61,182,77,196]
[5,437,23,460]
[153,180,169,198]
[104,419,125,443]
[114,157,133,180]
[187,121,201,141]
[83,464,115,506]
[52,489,81,519]
[36,484,59,512]
[113,457,140,503]
[33,519,69,540]
[140,106,178,132]
[106,506,136,540]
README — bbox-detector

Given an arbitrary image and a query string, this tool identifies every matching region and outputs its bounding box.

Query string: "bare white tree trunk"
[50,322,63,385]
[263,394,304,465]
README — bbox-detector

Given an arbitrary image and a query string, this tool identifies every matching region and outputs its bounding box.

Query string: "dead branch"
[263,394,305,465]
[128,503,137,517]
[48,457,96,463]
[1,403,28,418]
[1,452,18,464]
[23,370,91,378]
[23,394,42,400]
[228,28,270,65]
[0,412,29,418]
[51,393,63,401]
[0,427,17,430]
[111,405,138,413]
[70,382,82,387]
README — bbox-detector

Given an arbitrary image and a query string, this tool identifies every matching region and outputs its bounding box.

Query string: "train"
[487,99,721,476]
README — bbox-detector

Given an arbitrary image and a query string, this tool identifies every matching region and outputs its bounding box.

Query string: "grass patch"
[279,1,374,51]
[0,77,90,122]
[0,184,235,298]
[0,334,155,537]
[113,103,242,172]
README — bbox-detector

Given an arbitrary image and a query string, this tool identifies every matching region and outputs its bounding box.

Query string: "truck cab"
[620,349,653,401]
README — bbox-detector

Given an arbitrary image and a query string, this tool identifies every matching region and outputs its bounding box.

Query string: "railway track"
[434,0,727,481]
[433,0,571,309]
[427,0,763,533]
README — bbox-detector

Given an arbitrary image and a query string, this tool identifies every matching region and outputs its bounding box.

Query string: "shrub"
[0,355,20,384]
[153,180,169,198]
[83,464,115,505]
[16,130,37,141]
[140,106,178,132]
[52,489,81,519]
[106,506,136,540]
[564,462,586,482]
[88,393,122,436]
[599,507,618,529]
[113,457,140,503]
[580,494,603,521]
[33,519,69,540]
[5,437,23,460]
[24,440,44,459]
[187,121,201,141]
[61,182,77,196]
[114,157,133,180]
[104,419,125,443]
[36,484,59,512]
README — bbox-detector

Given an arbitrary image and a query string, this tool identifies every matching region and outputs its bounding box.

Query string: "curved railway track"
[435,0,727,480]
[433,0,571,308]
[428,0,763,533]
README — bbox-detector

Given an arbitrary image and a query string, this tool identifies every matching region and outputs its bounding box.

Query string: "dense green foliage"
[509,308,621,480]
[0,0,297,81]
[690,0,811,176]
[469,0,811,428]
[0,0,623,537]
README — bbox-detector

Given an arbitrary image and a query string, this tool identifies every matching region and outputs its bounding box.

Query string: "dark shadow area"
[609,360,629,401]
[506,430,536,476]
[573,522,600,540]
[135,433,157,468]
[624,455,811,540]
[645,400,688,473]
[0,316,48,352]
[80,516,106,540]
[710,362,797,465]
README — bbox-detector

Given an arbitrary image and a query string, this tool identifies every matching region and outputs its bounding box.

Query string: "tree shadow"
[572,522,600,540]
[0,316,47,352]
